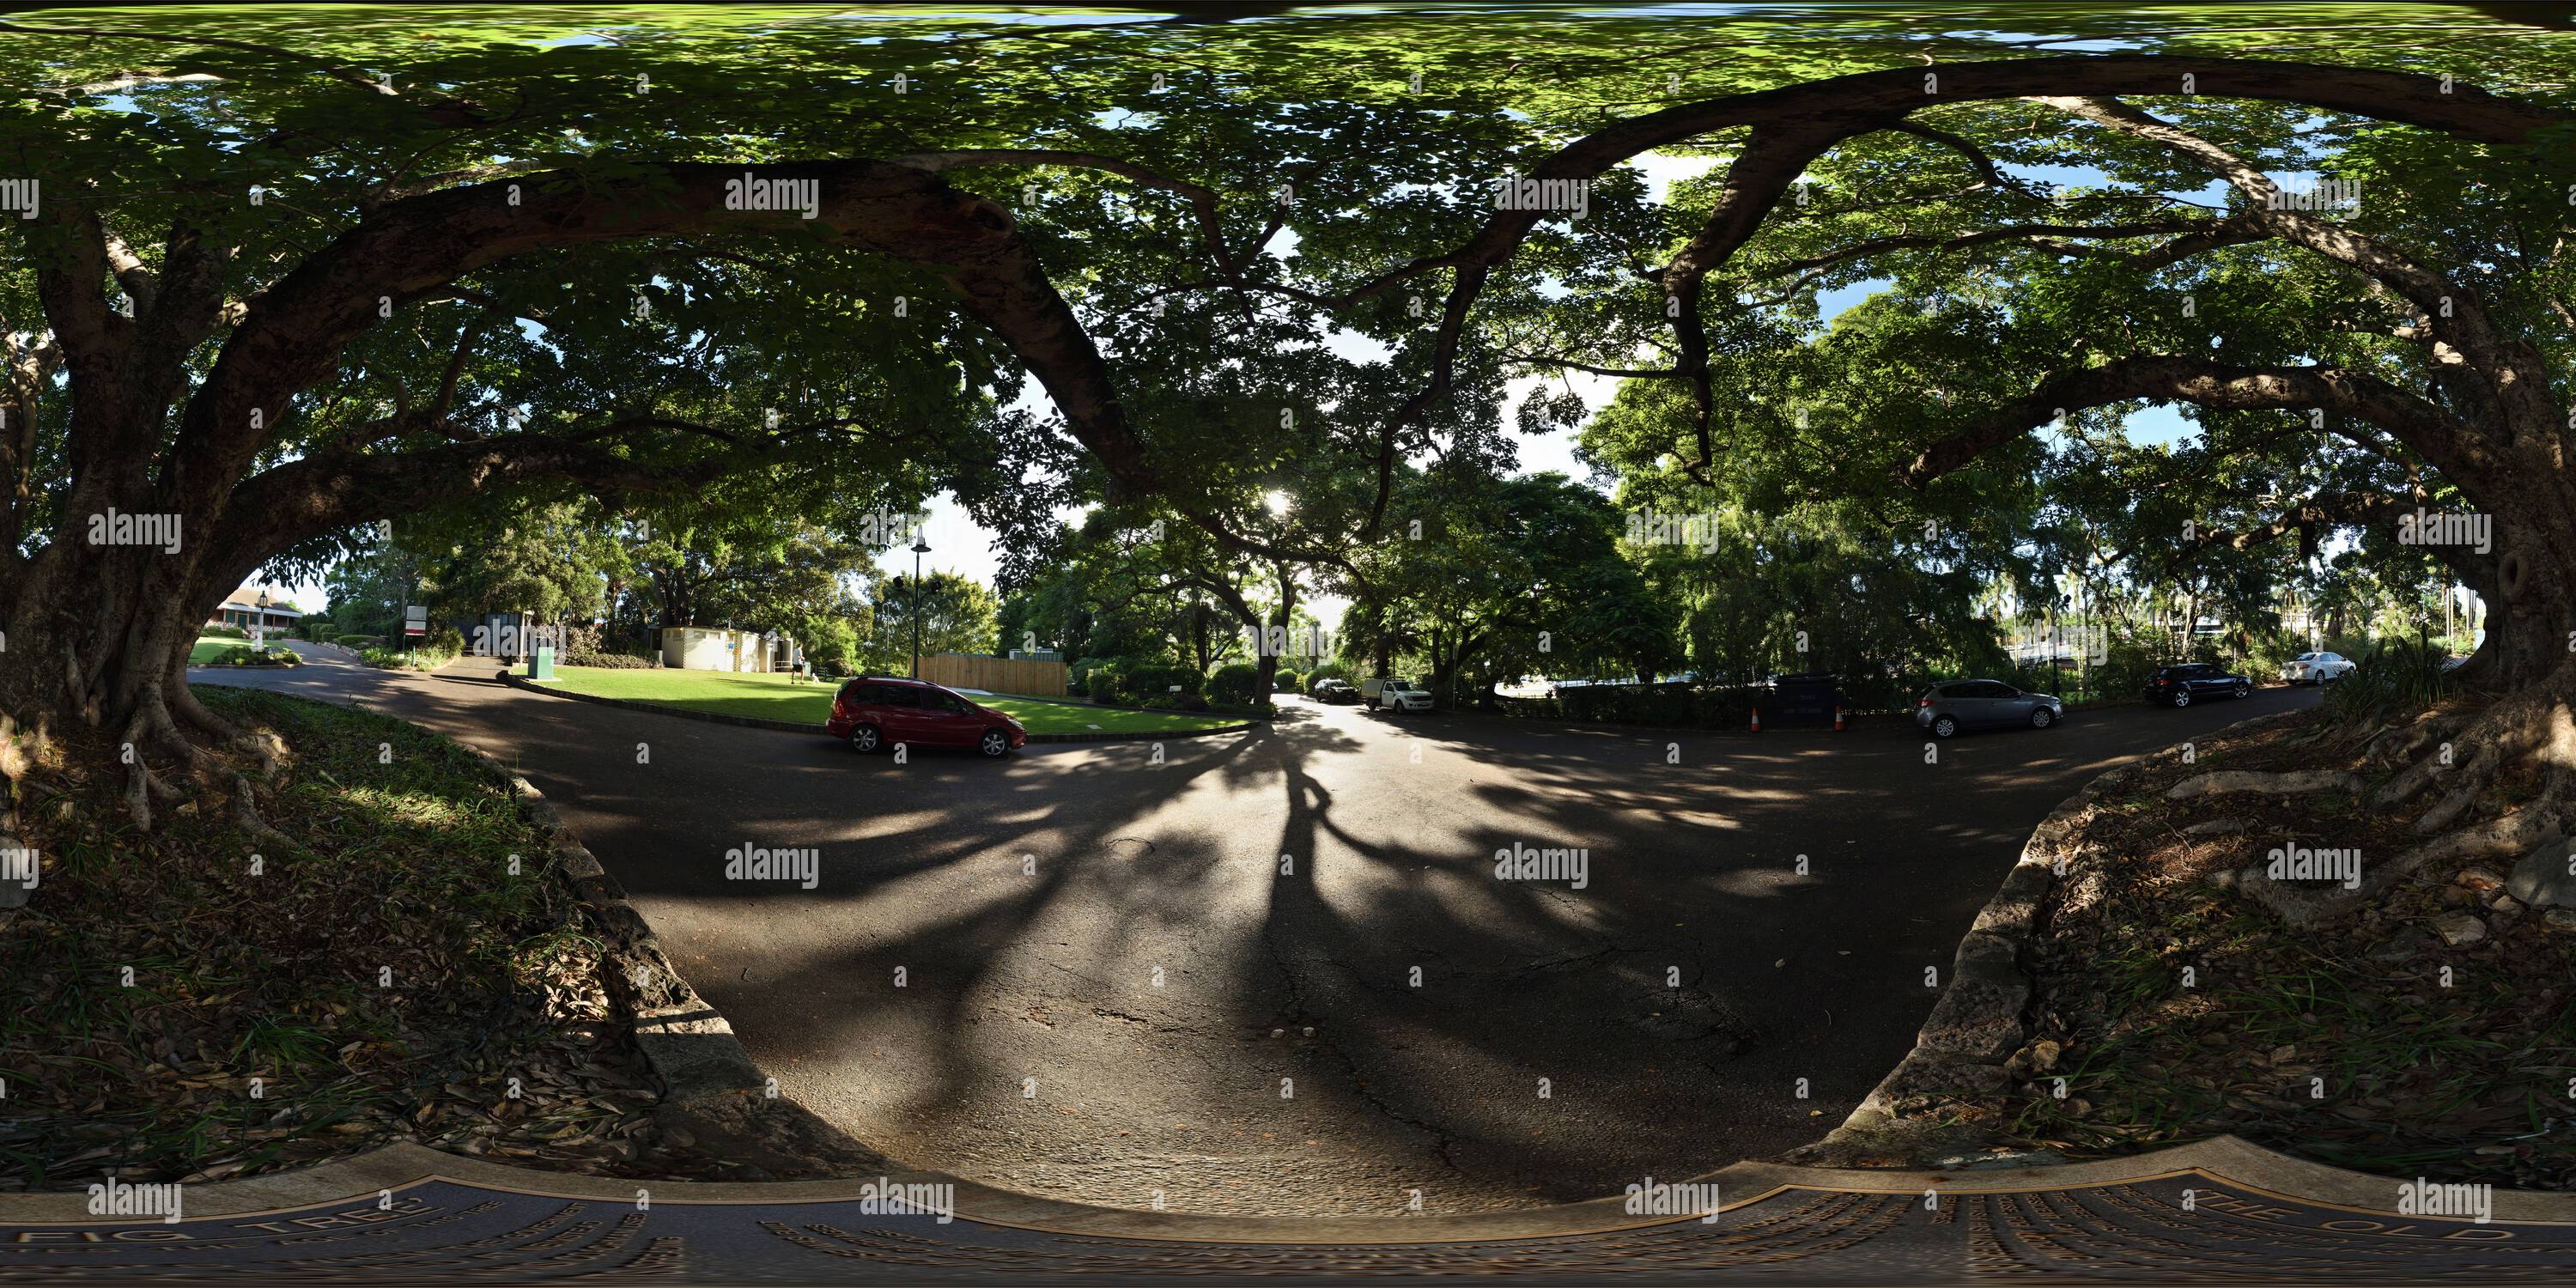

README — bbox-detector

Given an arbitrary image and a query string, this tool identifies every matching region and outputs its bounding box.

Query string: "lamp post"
[254,588,270,648]
[909,535,931,678]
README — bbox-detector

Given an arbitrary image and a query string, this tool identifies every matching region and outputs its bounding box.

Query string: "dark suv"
[1310,678,1359,704]
[827,677,1027,757]
[2142,664,2251,708]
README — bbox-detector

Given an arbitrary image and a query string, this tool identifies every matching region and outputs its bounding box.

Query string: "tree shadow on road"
[357,677,2283,1213]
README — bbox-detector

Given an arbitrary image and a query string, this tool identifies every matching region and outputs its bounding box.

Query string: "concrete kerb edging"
[11,1131,2576,1236]
[444,742,871,1175]
[1799,706,2319,1167]
[499,670,1264,744]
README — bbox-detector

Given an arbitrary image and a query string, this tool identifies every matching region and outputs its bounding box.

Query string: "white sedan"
[2280,651,2355,685]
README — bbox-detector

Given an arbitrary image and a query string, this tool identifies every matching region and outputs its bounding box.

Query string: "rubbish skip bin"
[532,645,556,681]
[1771,671,1840,725]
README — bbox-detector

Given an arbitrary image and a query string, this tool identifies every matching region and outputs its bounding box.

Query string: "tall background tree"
[868,569,1002,671]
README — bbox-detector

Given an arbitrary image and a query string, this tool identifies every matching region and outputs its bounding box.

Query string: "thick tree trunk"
[2454,505,2576,693]
[1249,562,1294,704]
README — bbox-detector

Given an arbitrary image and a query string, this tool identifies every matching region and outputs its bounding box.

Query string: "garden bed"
[1900,701,2576,1188]
[0,688,860,1191]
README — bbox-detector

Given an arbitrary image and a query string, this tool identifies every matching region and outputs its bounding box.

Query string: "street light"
[254,588,270,647]
[910,534,931,678]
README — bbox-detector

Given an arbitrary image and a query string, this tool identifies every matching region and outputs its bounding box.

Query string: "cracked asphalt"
[198,648,2319,1216]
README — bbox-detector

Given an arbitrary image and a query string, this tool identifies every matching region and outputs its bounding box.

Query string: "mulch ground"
[0,687,877,1192]
[1929,702,2576,1186]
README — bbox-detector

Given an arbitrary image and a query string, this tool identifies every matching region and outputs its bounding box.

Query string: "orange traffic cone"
[1833,705,1847,732]
[1749,708,1762,732]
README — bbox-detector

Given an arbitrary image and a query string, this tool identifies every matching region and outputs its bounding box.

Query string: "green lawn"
[534,665,1249,735]
[189,635,255,664]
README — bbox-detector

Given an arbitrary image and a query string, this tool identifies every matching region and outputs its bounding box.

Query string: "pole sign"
[404,605,428,638]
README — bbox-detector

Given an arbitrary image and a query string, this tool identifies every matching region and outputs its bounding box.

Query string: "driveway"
[197,648,2318,1215]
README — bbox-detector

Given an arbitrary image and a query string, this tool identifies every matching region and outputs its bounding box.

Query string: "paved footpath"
[3,1139,2571,1282]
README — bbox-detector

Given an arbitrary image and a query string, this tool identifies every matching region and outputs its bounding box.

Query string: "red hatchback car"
[827,677,1028,757]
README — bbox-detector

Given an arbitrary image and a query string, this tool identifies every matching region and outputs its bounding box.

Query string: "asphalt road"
[197,647,2319,1217]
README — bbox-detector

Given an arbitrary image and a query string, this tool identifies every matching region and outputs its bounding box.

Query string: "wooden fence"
[915,653,1068,697]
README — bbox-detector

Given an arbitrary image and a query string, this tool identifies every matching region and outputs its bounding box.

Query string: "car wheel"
[2029,708,2054,729]
[1932,714,1958,738]
[848,724,882,754]
[2234,682,2251,699]
[2172,688,2192,708]
[978,728,1010,758]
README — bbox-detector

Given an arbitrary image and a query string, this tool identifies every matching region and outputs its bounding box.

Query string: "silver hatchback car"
[1916,679,2063,738]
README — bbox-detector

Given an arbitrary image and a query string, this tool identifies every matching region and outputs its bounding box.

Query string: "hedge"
[1209,662,1261,707]
[563,652,659,669]
[1121,661,1203,699]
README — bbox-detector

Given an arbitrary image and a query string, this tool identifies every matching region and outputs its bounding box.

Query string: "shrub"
[204,624,249,640]
[426,623,465,655]
[2324,635,2450,722]
[361,640,459,671]
[205,645,258,666]
[1086,668,1123,703]
[563,652,659,669]
[1275,668,1302,693]
[1553,680,1706,727]
[1209,662,1261,707]
[1122,661,1201,702]
[1303,661,1354,692]
[1176,693,1210,712]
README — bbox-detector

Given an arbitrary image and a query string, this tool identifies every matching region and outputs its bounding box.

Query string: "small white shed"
[659,626,799,672]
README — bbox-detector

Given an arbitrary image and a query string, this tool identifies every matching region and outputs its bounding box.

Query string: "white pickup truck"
[1375,677,1433,713]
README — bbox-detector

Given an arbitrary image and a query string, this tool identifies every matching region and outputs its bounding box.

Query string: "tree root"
[170,682,287,780]
[118,714,183,833]
[228,771,296,851]
[2236,672,2576,927]
[2375,682,2574,812]
[2237,802,2567,927]
[113,687,301,843]
[2166,769,2363,800]
[2360,707,2470,770]
[2413,738,2509,836]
